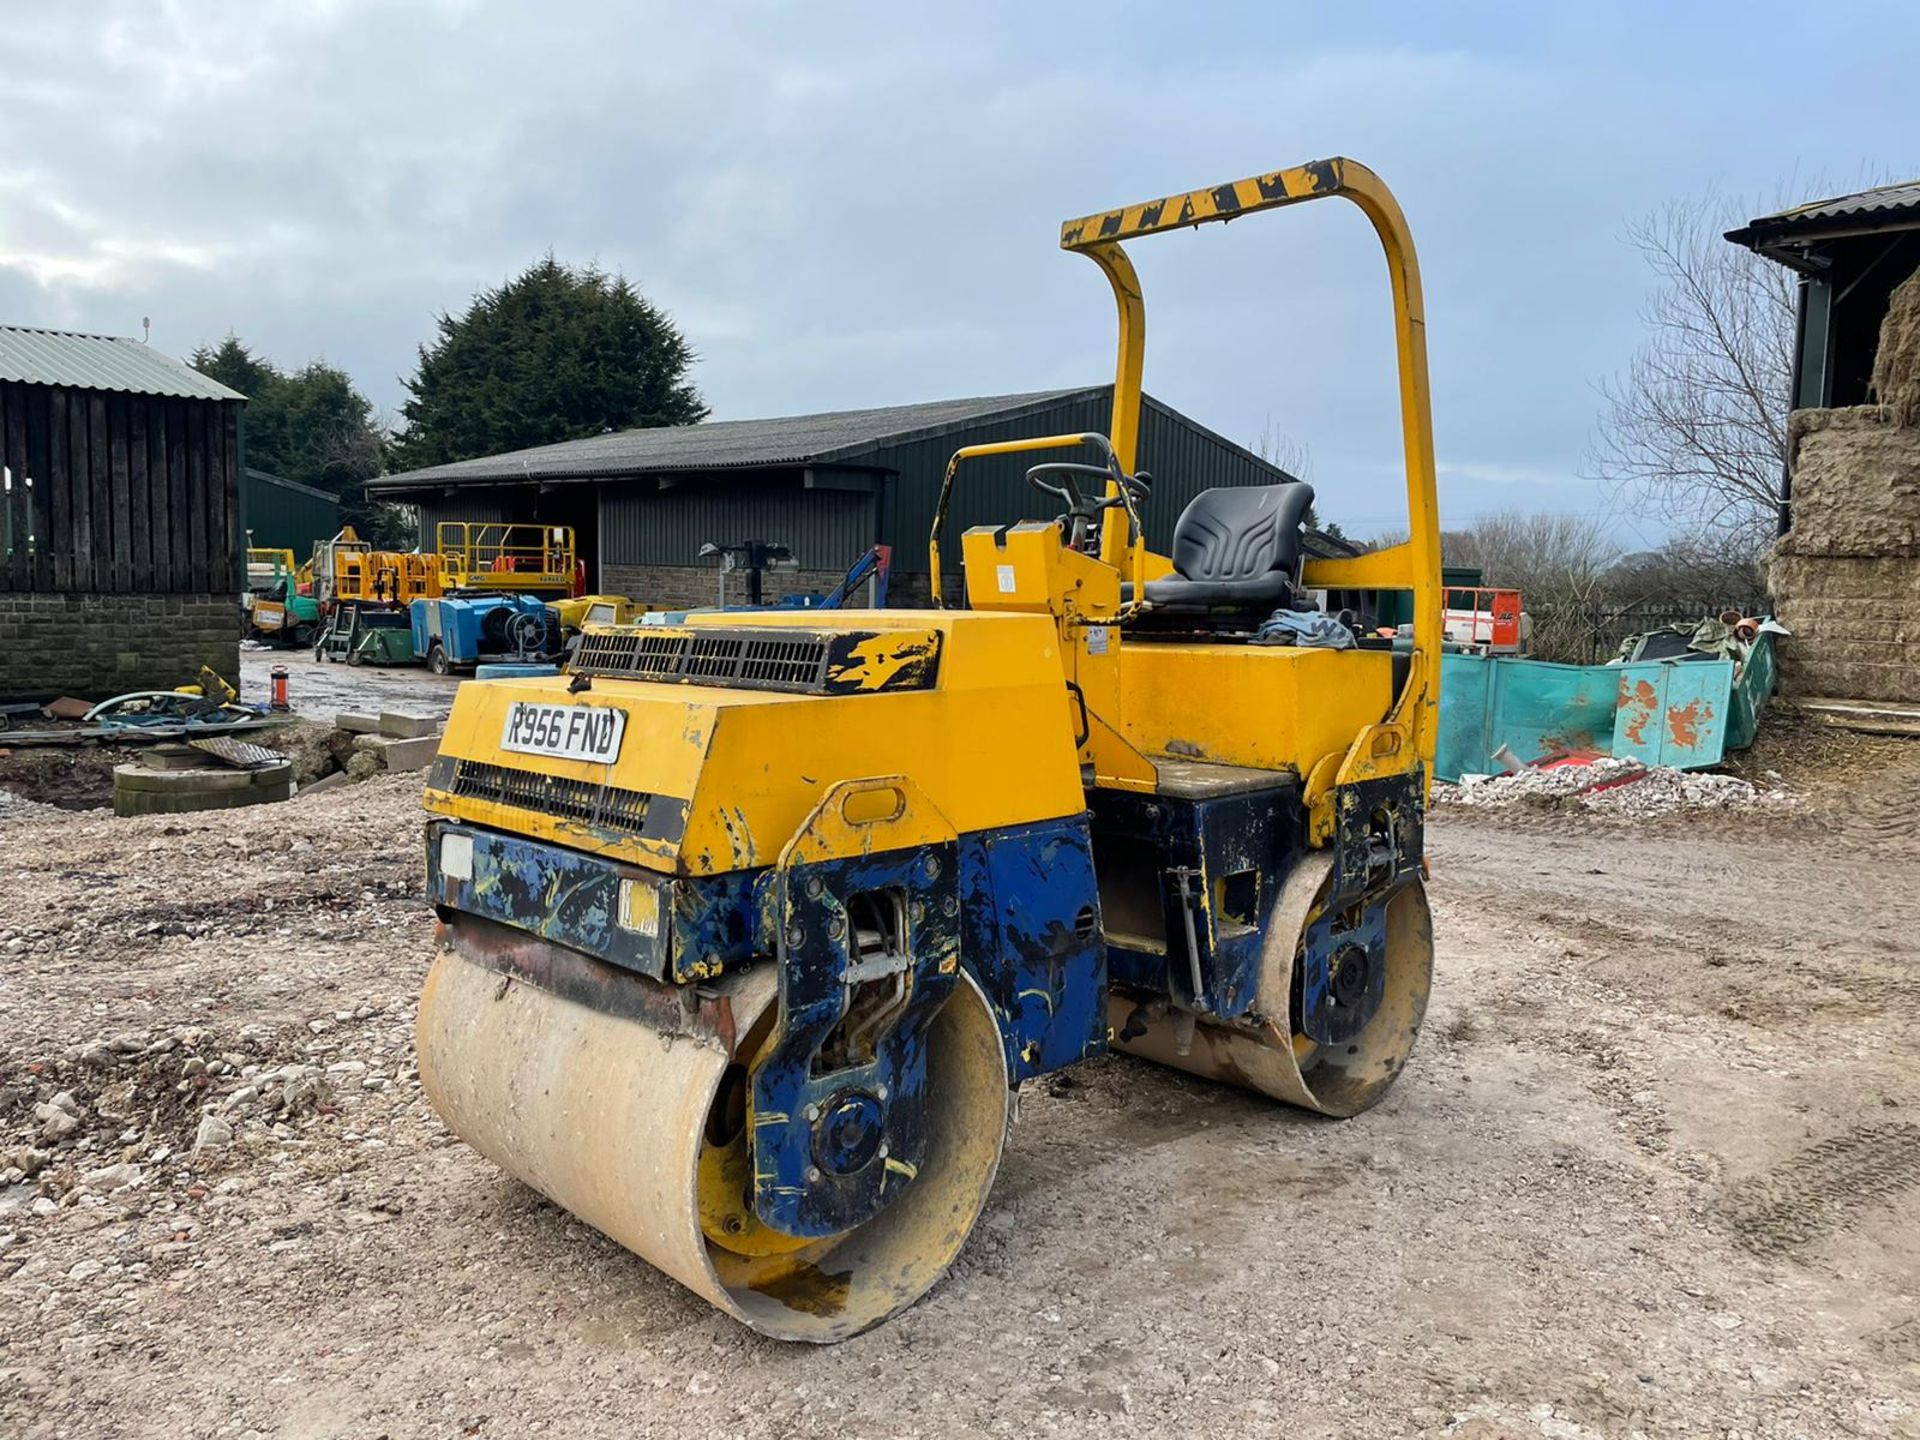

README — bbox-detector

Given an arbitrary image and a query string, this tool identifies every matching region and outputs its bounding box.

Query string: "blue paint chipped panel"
[424,819,758,981]
[747,818,1110,1235]
[749,843,960,1239]
[1090,784,1308,1022]
[1298,896,1387,1045]
[960,818,1107,1083]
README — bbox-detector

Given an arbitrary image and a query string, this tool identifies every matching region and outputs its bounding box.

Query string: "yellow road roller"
[416,156,1442,1341]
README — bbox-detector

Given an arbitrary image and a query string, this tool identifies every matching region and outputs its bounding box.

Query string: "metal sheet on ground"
[1435,643,1763,780]
[1436,652,1617,780]
[1611,659,1732,769]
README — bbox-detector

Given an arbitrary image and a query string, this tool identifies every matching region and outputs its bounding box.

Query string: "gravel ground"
[1,745,1918,1438]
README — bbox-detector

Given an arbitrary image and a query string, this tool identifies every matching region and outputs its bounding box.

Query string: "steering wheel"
[1025,462,1137,551]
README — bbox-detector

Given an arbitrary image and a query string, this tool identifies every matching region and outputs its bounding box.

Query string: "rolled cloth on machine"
[1253,608,1357,649]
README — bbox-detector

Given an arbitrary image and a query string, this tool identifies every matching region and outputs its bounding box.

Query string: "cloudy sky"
[0,1,1912,539]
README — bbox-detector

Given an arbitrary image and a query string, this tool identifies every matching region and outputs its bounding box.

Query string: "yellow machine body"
[244,546,297,586]
[436,521,578,593]
[425,609,1086,876]
[546,593,649,633]
[958,522,1396,786]
[331,546,442,605]
[417,154,1443,1344]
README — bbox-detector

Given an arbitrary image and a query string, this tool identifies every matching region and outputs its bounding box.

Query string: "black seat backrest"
[1168,483,1315,583]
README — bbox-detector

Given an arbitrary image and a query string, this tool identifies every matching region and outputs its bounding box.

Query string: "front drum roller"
[1112,852,1433,1117]
[416,935,1009,1342]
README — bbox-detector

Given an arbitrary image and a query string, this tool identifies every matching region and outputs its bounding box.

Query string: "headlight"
[440,832,474,882]
[618,877,663,937]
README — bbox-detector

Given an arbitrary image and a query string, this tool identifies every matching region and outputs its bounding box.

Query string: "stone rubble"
[0,788,64,826]
[1437,759,1801,816]
[0,993,423,1295]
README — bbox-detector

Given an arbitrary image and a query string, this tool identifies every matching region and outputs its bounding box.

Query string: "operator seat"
[1141,482,1316,612]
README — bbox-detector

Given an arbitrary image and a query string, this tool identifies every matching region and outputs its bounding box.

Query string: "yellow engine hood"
[424,610,1087,875]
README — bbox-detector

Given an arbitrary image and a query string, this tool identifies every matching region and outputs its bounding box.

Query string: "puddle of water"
[240,650,462,725]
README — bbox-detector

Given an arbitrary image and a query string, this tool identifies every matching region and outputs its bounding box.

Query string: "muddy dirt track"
[1,732,1918,1438]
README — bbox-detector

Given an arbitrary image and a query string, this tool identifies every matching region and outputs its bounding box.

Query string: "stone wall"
[1770,406,1920,702]
[0,593,240,701]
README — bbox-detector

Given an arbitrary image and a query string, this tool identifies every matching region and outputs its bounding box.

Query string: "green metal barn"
[367,386,1335,607]
[241,468,339,557]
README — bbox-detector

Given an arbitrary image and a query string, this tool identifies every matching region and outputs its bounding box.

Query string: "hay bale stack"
[1766,552,1920,701]
[1874,266,1920,427]
[1779,407,1920,558]
[1771,405,1920,703]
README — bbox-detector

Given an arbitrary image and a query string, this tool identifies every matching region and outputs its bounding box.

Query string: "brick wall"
[603,563,962,612]
[879,569,964,609]
[1768,407,1920,703]
[605,563,889,612]
[0,593,240,701]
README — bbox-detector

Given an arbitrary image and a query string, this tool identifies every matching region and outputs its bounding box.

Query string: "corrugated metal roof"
[245,467,338,502]
[1727,179,1920,250]
[371,388,1104,490]
[0,325,246,401]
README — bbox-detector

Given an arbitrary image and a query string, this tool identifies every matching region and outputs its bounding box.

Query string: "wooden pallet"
[1792,697,1920,737]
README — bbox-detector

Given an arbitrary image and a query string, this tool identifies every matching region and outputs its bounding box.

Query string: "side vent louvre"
[569,626,942,695]
[450,759,653,835]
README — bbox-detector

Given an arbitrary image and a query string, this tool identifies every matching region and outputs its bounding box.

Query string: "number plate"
[499,702,627,764]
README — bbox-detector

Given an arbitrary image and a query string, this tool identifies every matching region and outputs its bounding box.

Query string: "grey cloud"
[0,1,1910,540]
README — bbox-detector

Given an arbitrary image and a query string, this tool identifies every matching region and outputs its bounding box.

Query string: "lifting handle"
[1058,156,1443,782]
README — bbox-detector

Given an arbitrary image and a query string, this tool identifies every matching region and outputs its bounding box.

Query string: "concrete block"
[375,734,441,772]
[113,760,294,796]
[136,747,206,772]
[114,765,256,796]
[114,782,293,817]
[347,733,441,772]
[112,764,294,816]
[378,711,438,739]
[335,712,382,734]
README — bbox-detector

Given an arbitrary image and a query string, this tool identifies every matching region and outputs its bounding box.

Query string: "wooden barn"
[0,325,245,699]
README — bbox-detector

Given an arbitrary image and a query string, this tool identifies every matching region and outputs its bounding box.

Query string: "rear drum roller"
[417,934,1009,1342]
[1112,851,1432,1117]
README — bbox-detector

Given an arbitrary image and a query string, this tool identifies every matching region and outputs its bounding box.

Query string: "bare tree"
[1251,415,1314,482]
[1443,510,1622,602]
[1252,415,1346,538]
[1587,191,1797,555]
[1367,511,1763,659]
[1603,533,1767,612]
[1434,511,1623,661]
